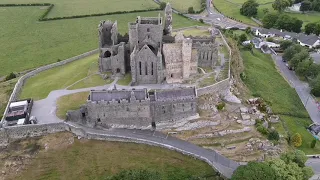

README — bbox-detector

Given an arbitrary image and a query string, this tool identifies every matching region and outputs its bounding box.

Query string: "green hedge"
[39,4,54,20]
[40,8,162,21]
[0,3,51,7]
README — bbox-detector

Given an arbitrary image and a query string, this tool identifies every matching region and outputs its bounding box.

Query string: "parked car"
[286,63,294,70]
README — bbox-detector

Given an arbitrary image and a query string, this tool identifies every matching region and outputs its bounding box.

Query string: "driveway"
[311,52,320,65]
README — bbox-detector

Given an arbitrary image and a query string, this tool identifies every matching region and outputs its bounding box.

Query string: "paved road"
[272,55,320,124]
[311,52,320,65]
[66,121,239,178]
[307,159,320,180]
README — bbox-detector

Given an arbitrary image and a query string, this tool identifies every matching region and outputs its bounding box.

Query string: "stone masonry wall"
[1,49,99,122]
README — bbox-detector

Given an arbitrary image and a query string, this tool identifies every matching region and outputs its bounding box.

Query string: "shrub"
[268,130,280,141]
[311,139,316,148]
[291,133,303,147]
[160,2,166,10]
[5,72,16,81]
[266,37,274,42]
[188,7,195,13]
[257,125,269,135]
[199,18,204,23]
[216,102,225,110]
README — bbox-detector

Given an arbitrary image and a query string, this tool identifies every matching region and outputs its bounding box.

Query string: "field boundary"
[0,3,161,21]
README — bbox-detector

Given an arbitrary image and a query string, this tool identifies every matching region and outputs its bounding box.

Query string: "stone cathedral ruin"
[67,3,220,129]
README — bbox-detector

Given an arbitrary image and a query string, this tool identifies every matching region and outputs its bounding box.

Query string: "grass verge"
[12,137,217,180]
[56,92,89,120]
[117,73,132,86]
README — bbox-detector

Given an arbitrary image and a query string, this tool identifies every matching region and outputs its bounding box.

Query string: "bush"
[106,169,162,180]
[257,125,269,135]
[311,139,317,148]
[291,133,303,147]
[5,72,16,81]
[266,37,274,42]
[268,130,280,141]
[160,2,166,10]
[231,162,276,180]
[199,19,204,23]
[188,6,195,13]
[216,102,225,110]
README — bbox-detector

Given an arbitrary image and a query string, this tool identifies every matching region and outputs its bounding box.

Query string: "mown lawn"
[165,0,202,13]
[0,0,158,18]
[12,138,217,180]
[213,0,320,27]
[0,7,202,77]
[174,28,211,36]
[241,48,320,154]
[20,54,102,100]
[56,92,89,119]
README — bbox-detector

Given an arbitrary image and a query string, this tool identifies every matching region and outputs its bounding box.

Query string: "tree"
[199,18,204,23]
[231,162,277,180]
[291,18,303,33]
[275,14,302,32]
[311,139,317,148]
[272,0,292,12]
[311,74,320,96]
[314,23,320,35]
[262,13,278,28]
[262,8,269,14]
[289,50,310,69]
[240,0,259,17]
[307,63,320,78]
[291,133,303,147]
[281,150,308,167]
[188,6,195,13]
[300,0,312,12]
[305,22,316,35]
[160,2,166,10]
[106,169,162,180]
[312,0,320,11]
[245,27,252,34]
[239,33,248,43]
[280,40,293,50]
[296,59,312,77]
[283,44,303,61]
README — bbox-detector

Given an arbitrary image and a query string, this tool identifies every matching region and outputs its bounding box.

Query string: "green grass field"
[213,0,320,27]
[165,0,202,13]
[20,54,105,100]
[241,48,320,154]
[0,0,158,18]
[173,28,211,36]
[11,136,217,180]
[0,7,202,77]
[0,79,18,119]
[56,92,89,119]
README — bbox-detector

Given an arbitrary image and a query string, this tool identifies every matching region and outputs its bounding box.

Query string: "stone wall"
[1,49,99,122]
[197,79,230,96]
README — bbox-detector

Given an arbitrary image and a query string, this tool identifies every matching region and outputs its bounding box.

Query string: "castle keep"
[98,3,218,85]
[66,87,198,128]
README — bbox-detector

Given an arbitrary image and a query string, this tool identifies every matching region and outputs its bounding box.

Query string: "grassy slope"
[213,0,320,27]
[0,7,202,77]
[0,0,158,18]
[56,92,89,119]
[11,137,216,180]
[20,54,100,100]
[165,0,202,13]
[241,49,320,153]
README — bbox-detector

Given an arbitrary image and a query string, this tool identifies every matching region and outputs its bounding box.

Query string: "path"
[66,121,239,178]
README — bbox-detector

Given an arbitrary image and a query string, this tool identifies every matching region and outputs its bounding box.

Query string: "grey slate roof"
[90,89,147,102]
[256,28,320,46]
[155,87,196,101]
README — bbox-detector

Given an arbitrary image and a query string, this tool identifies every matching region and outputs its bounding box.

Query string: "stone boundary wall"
[1,49,99,122]
[172,25,209,32]
[0,122,239,178]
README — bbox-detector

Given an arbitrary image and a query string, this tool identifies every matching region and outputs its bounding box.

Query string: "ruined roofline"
[185,35,214,39]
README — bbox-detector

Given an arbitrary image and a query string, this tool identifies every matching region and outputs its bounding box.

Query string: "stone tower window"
[104,51,111,58]
[151,62,154,75]
[147,28,150,32]
[145,63,148,75]
[97,118,101,122]
[139,62,142,75]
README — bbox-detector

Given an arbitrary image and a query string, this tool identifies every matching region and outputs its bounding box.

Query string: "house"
[254,28,320,49]
[296,34,320,49]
